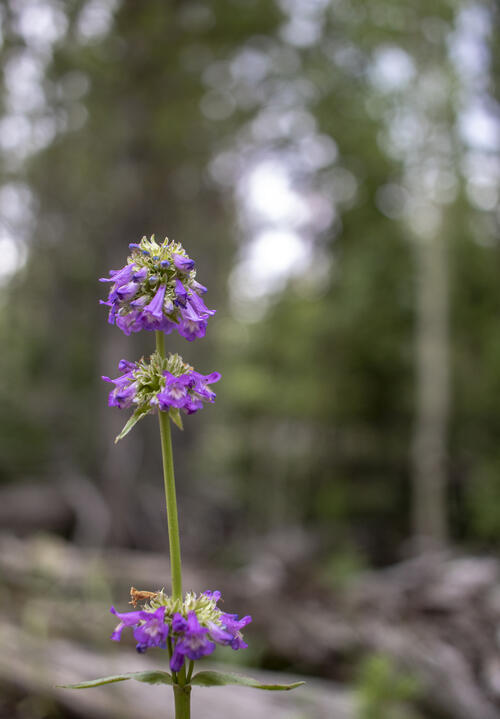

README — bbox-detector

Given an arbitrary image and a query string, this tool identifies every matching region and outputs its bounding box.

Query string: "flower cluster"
[110,590,251,672]
[100,236,215,341]
[102,352,220,436]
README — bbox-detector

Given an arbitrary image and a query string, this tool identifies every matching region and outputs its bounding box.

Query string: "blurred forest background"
[1,0,500,718]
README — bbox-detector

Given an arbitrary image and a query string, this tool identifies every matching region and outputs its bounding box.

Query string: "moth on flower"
[110,590,252,672]
[130,587,160,607]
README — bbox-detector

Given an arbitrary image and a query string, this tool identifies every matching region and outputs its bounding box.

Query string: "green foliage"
[61,669,303,693]
[356,654,421,719]
[59,670,173,689]
[115,406,152,443]
[191,670,304,690]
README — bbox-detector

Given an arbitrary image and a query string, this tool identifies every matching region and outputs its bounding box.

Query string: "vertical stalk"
[155,330,183,601]
[155,332,190,719]
[411,229,449,552]
[174,685,191,718]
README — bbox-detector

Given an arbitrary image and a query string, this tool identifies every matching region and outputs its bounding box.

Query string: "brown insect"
[129,586,159,607]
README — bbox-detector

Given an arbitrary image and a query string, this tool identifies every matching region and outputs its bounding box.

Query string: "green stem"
[155,332,190,719]
[174,684,191,719]
[156,329,165,357]
[155,331,182,601]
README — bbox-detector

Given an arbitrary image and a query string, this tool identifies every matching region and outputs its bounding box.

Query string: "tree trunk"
[411,227,449,551]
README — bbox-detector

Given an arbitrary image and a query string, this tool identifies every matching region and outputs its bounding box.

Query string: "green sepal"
[191,670,305,691]
[58,670,173,689]
[169,407,184,430]
[115,406,151,443]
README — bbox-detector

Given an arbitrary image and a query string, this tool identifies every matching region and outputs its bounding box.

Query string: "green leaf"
[58,670,173,689]
[169,407,184,430]
[191,671,305,691]
[115,406,150,443]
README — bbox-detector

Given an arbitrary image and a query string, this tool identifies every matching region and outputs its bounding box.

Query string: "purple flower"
[110,606,169,653]
[170,612,215,672]
[118,359,137,372]
[174,279,188,307]
[99,263,136,286]
[110,606,146,641]
[100,240,215,339]
[184,396,204,415]
[102,363,138,408]
[140,285,166,329]
[219,613,252,650]
[157,373,192,410]
[208,623,234,645]
[173,254,195,273]
[104,355,220,426]
[178,318,207,342]
[172,613,188,633]
[132,267,148,283]
[107,589,250,669]
[179,295,215,337]
[191,279,207,295]
[181,299,202,323]
[156,316,176,335]
[109,381,137,409]
[191,371,221,402]
[130,295,148,310]
[187,292,215,319]
[114,280,140,302]
[133,607,169,653]
[115,310,144,335]
[157,367,220,415]
[99,298,116,324]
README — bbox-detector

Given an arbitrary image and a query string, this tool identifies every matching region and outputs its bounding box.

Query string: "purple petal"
[191,279,207,295]
[177,319,207,341]
[208,622,233,645]
[183,396,204,414]
[175,279,188,306]
[156,316,176,335]
[115,281,141,302]
[181,299,202,323]
[186,611,205,637]
[110,606,147,626]
[100,263,136,286]
[116,310,144,335]
[143,285,166,322]
[110,621,125,642]
[203,372,221,385]
[133,607,169,651]
[170,641,187,672]
[173,254,195,273]
[188,292,216,318]
[172,613,188,633]
[118,359,137,372]
[130,296,149,309]
[132,267,148,282]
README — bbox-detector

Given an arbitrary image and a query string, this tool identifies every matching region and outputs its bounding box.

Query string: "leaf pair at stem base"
[59,669,305,691]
